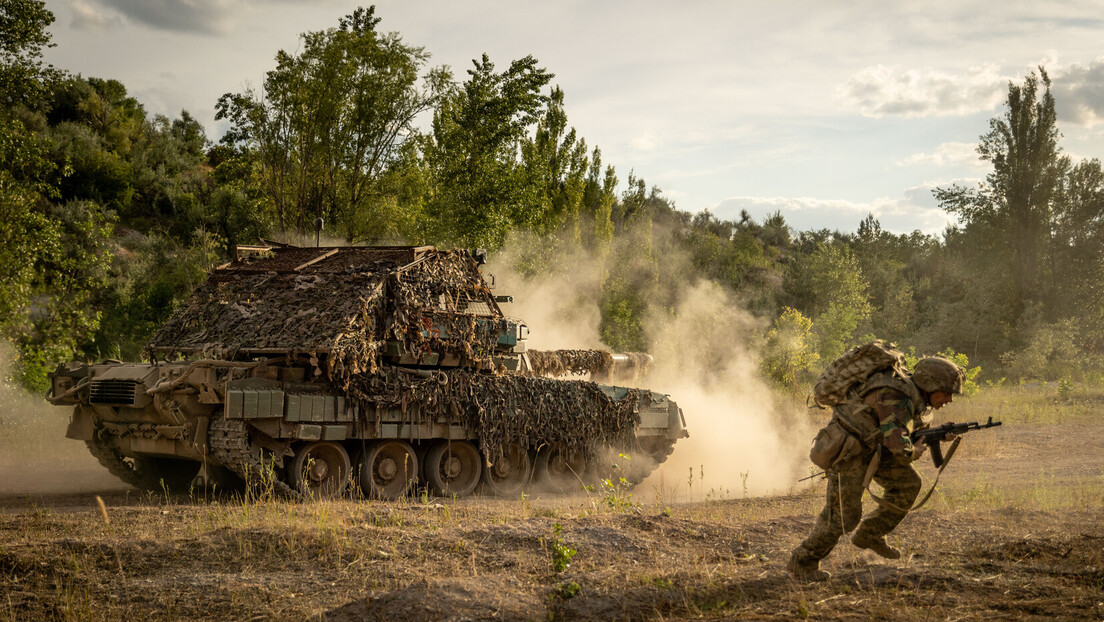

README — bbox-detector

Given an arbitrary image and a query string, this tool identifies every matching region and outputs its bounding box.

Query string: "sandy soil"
[1,415,1101,621]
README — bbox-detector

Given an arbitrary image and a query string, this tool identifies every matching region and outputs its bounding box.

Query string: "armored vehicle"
[47,244,687,499]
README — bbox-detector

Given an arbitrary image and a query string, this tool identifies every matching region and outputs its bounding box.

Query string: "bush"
[998,319,1085,381]
[761,307,820,390]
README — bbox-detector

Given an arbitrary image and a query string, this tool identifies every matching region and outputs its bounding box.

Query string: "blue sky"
[42,0,1104,235]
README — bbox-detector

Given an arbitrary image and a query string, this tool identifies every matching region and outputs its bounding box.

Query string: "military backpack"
[811,340,908,408]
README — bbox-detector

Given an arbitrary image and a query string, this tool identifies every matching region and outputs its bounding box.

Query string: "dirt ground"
[1,415,1102,621]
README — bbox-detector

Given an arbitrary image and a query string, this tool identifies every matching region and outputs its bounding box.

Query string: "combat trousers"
[793,447,922,563]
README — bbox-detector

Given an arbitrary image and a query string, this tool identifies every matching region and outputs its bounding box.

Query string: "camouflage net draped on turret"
[147,271,388,360]
[146,247,505,379]
[346,368,642,462]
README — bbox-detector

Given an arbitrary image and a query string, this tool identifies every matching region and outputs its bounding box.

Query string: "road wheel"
[423,440,481,497]
[289,441,351,498]
[358,440,418,500]
[480,443,531,497]
[534,445,587,494]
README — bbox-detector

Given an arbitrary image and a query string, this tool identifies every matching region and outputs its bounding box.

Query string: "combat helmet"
[912,356,965,395]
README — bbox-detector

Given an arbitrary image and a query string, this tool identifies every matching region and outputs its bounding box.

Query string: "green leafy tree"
[935,69,1068,323]
[761,307,820,390]
[0,0,56,110]
[91,230,221,361]
[582,150,617,252]
[518,87,590,238]
[785,242,872,359]
[0,117,61,330]
[424,53,553,249]
[217,6,449,237]
[17,199,114,390]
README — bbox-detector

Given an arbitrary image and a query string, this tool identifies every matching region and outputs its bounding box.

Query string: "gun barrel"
[911,418,1002,443]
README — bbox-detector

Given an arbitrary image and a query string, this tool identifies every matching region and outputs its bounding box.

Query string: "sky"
[40,0,1104,235]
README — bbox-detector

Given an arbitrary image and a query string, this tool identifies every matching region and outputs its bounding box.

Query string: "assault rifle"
[798,416,1003,481]
[911,416,1002,468]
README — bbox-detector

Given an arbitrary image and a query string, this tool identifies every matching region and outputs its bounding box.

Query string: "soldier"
[786,356,965,581]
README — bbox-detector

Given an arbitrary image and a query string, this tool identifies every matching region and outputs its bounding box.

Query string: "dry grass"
[2,385,1103,621]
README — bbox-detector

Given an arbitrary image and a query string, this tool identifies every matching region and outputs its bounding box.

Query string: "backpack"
[812,340,907,408]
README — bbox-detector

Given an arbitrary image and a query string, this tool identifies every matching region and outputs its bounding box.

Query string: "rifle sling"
[864,436,962,513]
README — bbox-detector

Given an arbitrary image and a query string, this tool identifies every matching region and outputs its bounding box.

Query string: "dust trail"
[489,237,815,503]
[488,243,606,351]
[638,281,814,502]
[0,344,127,494]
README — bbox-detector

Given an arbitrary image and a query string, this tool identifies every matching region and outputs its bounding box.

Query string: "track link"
[85,438,159,490]
[208,416,299,499]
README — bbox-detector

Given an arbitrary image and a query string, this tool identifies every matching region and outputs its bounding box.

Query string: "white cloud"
[838,64,1009,118]
[98,0,237,34]
[897,141,984,169]
[68,0,122,31]
[1050,58,1104,126]
[629,134,656,152]
[711,191,953,236]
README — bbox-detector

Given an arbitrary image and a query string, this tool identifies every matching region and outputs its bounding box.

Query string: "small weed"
[653,577,673,590]
[544,523,577,573]
[551,580,581,600]
[1057,377,1074,398]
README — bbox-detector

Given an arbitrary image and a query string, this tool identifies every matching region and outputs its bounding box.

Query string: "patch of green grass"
[949,383,1104,425]
[935,472,1104,511]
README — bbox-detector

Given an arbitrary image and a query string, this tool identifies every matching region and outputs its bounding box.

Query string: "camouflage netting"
[378,253,505,376]
[147,271,388,359]
[528,349,614,377]
[528,350,653,381]
[346,368,642,462]
[147,246,504,378]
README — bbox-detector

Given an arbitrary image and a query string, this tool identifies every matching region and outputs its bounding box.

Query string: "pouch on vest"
[809,419,865,470]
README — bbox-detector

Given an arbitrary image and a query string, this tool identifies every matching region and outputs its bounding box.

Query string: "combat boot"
[786,550,831,581]
[851,533,901,559]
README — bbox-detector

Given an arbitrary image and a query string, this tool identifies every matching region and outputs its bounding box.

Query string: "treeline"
[1,1,1101,391]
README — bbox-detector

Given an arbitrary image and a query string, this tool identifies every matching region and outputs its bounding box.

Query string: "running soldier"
[787,355,965,581]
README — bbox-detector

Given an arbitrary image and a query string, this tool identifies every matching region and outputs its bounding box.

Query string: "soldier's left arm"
[863,387,923,464]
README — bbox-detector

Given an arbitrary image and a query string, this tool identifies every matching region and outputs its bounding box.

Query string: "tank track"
[207,416,299,499]
[85,438,158,490]
[625,439,678,486]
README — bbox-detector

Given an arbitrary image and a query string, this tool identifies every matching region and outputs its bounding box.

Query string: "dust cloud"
[0,344,126,495]
[639,281,814,501]
[489,237,815,503]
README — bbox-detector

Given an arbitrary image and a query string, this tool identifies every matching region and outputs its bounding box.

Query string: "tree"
[784,243,872,359]
[935,69,1068,321]
[1052,159,1104,330]
[217,6,449,237]
[761,307,820,390]
[0,0,56,110]
[424,53,552,249]
[518,87,590,239]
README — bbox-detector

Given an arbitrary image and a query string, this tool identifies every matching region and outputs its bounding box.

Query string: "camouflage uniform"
[790,370,930,572]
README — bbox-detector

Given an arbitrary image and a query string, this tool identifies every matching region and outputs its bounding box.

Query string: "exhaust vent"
[89,379,143,406]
